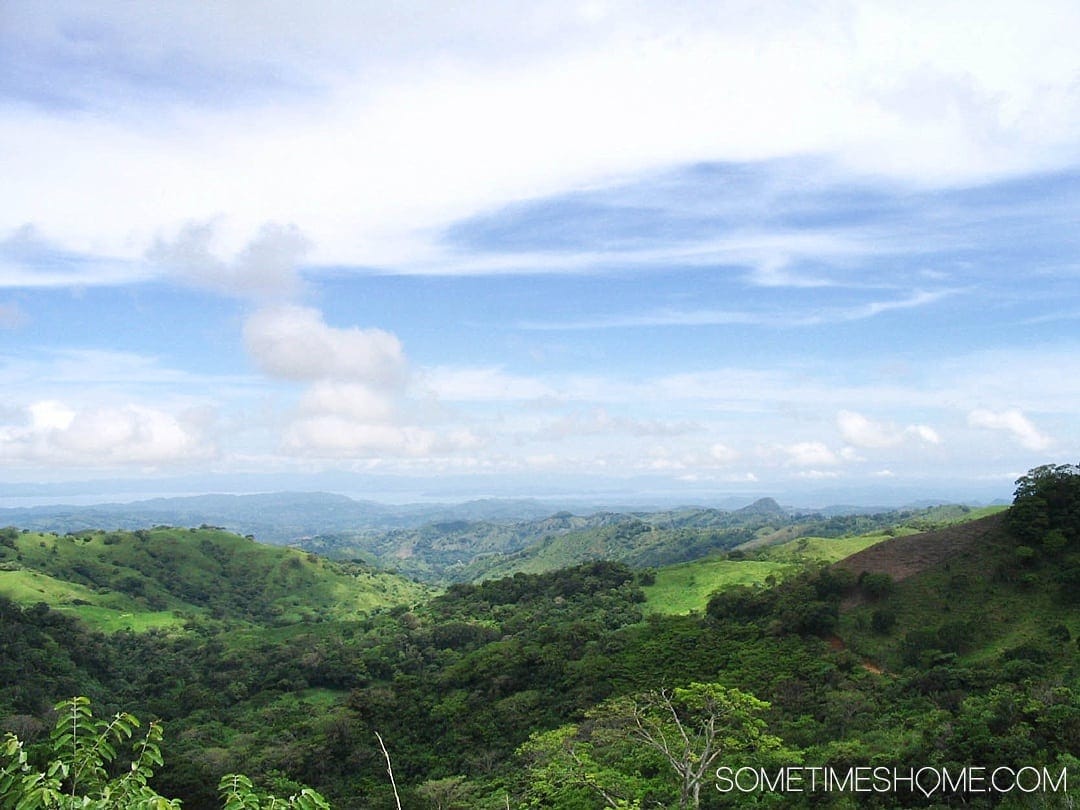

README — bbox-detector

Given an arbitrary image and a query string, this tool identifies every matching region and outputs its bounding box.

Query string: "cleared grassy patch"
[757,531,900,564]
[0,567,104,605]
[56,604,187,632]
[643,528,900,615]
[643,558,791,615]
[0,568,192,632]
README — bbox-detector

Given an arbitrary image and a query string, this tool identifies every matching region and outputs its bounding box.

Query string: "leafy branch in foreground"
[0,697,330,809]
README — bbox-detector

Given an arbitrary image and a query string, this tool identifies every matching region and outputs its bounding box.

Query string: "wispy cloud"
[1,4,1078,500]
[5,3,1080,271]
[968,408,1053,452]
[0,225,145,288]
[517,289,954,330]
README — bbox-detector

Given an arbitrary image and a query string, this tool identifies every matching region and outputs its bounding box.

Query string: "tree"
[520,683,788,810]
[415,775,476,810]
[519,723,662,809]
[614,683,786,810]
[0,697,331,810]
[1009,463,1080,547]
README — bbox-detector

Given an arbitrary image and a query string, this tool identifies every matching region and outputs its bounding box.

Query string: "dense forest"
[1,465,1078,807]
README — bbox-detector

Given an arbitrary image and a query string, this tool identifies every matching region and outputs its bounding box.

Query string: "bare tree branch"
[374,730,402,810]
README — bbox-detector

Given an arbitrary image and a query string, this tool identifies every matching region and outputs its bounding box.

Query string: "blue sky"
[1,1,1079,506]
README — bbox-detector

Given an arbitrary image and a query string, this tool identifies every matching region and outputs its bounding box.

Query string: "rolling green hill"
[640,509,1008,616]
[834,509,1080,673]
[303,498,994,584]
[0,526,430,631]
[0,470,1076,809]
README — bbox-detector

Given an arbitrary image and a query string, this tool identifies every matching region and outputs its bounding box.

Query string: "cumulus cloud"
[149,221,311,299]
[242,306,482,458]
[968,408,1052,451]
[0,400,212,466]
[244,305,407,385]
[837,410,940,449]
[784,441,842,468]
[297,382,399,423]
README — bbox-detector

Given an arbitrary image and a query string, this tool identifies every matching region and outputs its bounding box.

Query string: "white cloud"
[906,424,941,445]
[244,309,483,459]
[967,408,1053,451]
[784,441,842,468]
[4,2,1080,271]
[837,409,940,449]
[149,220,311,299]
[0,401,212,466]
[838,410,900,448]
[297,382,398,424]
[797,469,841,480]
[28,400,74,430]
[243,305,406,385]
[283,418,435,458]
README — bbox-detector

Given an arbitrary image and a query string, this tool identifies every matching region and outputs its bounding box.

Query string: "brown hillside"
[834,512,1008,583]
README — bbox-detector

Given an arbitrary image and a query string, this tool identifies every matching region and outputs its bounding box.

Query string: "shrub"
[0,697,331,809]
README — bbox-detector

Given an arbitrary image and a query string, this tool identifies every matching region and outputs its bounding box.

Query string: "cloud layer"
[0,4,1077,501]
[4,2,1080,270]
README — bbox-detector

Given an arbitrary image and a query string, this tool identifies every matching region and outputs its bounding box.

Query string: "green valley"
[0,468,1076,809]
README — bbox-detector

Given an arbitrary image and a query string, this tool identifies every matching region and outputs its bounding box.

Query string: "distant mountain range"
[0,491,987,583]
[0,492,586,543]
[0,491,799,541]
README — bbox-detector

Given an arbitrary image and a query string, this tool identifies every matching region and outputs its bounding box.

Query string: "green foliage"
[1,696,177,809]
[0,528,429,632]
[0,698,330,809]
[870,608,896,634]
[300,500,985,585]
[858,571,895,600]
[218,774,330,809]
[1008,463,1080,547]
[520,683,790,810]
[1,494,1077,809]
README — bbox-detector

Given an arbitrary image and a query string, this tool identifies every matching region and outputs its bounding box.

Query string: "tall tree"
[613,683,784,810]
[520,682,787,810]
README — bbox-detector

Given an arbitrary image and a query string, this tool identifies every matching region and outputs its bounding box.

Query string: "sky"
[1,1,1078,507]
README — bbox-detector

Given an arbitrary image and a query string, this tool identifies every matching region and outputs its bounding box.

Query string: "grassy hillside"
[834,511,1080,672]
[0,526,430,631]
[305,498,996,584]
[637,509,1009,616]
[0,476,1076,809]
